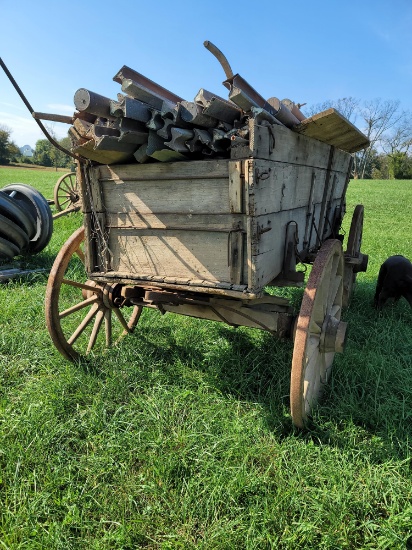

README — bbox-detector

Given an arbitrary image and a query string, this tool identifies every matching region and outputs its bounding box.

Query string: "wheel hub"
[320,315,347,354]
[81,280,100,299]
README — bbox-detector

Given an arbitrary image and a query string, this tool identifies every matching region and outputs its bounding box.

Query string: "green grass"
[1,166,412,549]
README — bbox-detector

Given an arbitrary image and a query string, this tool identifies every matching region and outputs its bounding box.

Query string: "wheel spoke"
[309,318,322,335]
[105,309,112,347]
[75,247,85,264]
[59,295,99,318]
[62,278,100,293]
[307,334,320,363]
[87,307,106,353]
[320,351,335,383]
[60,182,73,193]
[328,274,342,309]
[303,346,320,410]
[67,303,100,345]
[343,205,365,308]
[57,196,72,207]
[305,353,323,414]
[113,307,132,333]
[330,304,341,317]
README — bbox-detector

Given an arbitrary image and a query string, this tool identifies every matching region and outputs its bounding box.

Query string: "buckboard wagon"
[44,118,368,428]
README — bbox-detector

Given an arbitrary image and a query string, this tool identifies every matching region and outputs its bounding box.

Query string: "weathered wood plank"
[244,159,348,217]
[228,160,244,213]
[101,177,231,215]
[292,109,370,153]
[107,228,232,282]
[97,159,229,181]
[228,230,244,284]
[106,212,245,231]
[162,299,283,331]
[231,120,352,173]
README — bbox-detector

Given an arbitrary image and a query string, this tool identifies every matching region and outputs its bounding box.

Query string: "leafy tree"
[33,139,53,167]
[7,141,20,161]
[0,125,19,165]
[381,119,412,179]
[32,134,72,169]
[387,152,412,179]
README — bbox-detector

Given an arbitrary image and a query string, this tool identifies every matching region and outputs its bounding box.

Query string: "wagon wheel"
[290,239,347,428]
[45,226,142,361]
[54,172,81,212]
[343,205,368,308]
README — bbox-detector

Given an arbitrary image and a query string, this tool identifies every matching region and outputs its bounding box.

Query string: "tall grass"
[0,166,411,549]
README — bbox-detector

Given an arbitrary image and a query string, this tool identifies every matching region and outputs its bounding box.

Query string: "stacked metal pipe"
[69,64,306,165]
[0,184,53,260]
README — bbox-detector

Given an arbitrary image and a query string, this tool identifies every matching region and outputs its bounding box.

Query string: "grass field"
[0,166,411,549]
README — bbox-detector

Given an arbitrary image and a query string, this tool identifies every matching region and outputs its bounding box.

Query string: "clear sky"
[1,0,411,148]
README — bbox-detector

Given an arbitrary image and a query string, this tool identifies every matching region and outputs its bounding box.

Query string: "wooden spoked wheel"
[290,239,347,428]
[45,227,142,361]
[54,172,81,212]
[343,205,367,308]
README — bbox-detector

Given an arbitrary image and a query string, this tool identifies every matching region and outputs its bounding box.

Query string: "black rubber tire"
[0,236,20,259]
[0,190,37,239]
[0,213,29,251]
[1,184,53,254]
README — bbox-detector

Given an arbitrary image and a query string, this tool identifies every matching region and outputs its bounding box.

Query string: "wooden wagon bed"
[81,120,352,297]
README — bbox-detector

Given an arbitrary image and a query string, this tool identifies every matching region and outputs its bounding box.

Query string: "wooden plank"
[97,159,229,182]
[229,230,244,284]
[84,213,97,274]
[244,159,348,217]
[89,166,105,211]
[91,273,254,298]
[105,212,245,231]
[73,118,92,138]
[107,228,232,282]
[246,195,345,292]
[232,119,352,173]
[101,176,231,215]
[162,299,283,331]
[228,160,244,213]
[292,109,370,153]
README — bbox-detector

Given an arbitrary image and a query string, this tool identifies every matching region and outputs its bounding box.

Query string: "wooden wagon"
[44,117,368,428]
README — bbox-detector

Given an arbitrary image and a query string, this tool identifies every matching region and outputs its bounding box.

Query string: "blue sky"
[1,0,411,148]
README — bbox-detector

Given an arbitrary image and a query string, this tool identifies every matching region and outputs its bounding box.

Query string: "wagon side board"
[243,156,350,290]
[82,160,249,287]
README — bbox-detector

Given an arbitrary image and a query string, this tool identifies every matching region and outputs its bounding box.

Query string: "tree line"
[304,97,412,179]
[1,96,412,178]
[0,125,73,169]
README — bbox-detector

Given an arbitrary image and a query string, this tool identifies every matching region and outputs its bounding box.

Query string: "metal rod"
[203,41,234,79]
[0,57,83,162]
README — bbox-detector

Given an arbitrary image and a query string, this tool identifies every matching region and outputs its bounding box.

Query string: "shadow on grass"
[65,277,412,459]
